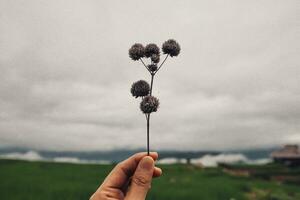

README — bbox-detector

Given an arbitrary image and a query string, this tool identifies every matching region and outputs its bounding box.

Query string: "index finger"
[100,152,158,190]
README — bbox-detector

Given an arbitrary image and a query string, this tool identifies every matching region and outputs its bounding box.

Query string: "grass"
[0,159,299,200]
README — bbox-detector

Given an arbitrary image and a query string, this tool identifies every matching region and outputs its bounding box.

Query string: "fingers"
[125,156,154,200]
[154,167,162,177]
[100,152,158,190]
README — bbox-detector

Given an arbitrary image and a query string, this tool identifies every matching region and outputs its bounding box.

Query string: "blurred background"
[0,0,299,199]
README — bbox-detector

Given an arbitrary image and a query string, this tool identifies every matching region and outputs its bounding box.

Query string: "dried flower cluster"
[151,54,160,63]
[140,96,159,114]
[147,64,158,72]
[129,43,145,61]
[128,39,181,155]
[162,39,181,57]
[145,43,160,58]
[130,80,150,98]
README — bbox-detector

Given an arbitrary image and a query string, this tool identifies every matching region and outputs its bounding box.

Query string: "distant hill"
[0,146,278,162]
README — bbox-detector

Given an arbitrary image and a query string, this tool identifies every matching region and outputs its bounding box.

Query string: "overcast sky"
[0,0,299,151]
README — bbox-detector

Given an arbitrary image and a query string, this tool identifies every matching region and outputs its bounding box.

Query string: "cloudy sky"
[0,0,299,151]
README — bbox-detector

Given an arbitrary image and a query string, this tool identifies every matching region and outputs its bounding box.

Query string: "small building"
[271,145,300,166]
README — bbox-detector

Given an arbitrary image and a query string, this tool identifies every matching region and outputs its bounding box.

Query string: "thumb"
[125,156,154,200]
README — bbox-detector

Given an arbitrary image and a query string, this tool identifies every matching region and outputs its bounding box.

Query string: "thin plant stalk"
[140,58,150,72]
[155,54,168,74]
[146,113,150,156]
[150,74,154,95]
[146,73,155,155]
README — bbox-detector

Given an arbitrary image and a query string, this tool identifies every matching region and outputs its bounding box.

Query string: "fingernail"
[140,156,154,170]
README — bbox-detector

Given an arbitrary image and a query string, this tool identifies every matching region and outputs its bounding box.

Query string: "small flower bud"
[162,39,180,57]
[130,80,150,98]
[129,43,145,61]
[140,96,159,113]
[145,43,160,58]
[151,54,160,63]
[147,64,158,72]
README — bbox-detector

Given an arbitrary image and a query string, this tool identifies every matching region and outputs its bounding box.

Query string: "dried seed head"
[130,80,150,98]
[145,43,160,58]
[162,39,180,57]
[140,96,159,114]
[151,54,160,63]
[129,43,145,61]
[147,64,158,72]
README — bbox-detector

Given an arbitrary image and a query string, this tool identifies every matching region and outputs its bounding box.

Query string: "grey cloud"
[0,0,299,151]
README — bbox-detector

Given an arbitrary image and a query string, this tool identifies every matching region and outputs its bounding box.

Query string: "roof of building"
[271,145,300,159]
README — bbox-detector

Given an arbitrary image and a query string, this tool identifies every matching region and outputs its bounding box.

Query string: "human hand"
[90,152,162,200]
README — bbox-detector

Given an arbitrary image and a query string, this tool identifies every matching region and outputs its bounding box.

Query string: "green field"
[0,159,299,200]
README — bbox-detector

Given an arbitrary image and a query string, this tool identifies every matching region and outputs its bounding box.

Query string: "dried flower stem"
[154,54,169,75]
[147,114,150,155]
[140,58,150,73]
[146,74,155,155]
[150,74,154,95]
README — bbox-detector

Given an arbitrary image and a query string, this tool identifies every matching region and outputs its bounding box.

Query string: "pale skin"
[90,152,162,200]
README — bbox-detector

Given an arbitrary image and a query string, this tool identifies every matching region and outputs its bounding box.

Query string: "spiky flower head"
[129,43,145,61]
[151,54,160,63]
[140,96,159,114]
[162,39,180,57]
[130,80,150,98]
[145,43,160,57]
[147,64,158,72]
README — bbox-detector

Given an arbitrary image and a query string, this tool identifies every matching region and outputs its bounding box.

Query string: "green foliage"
[0,160,299,200]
